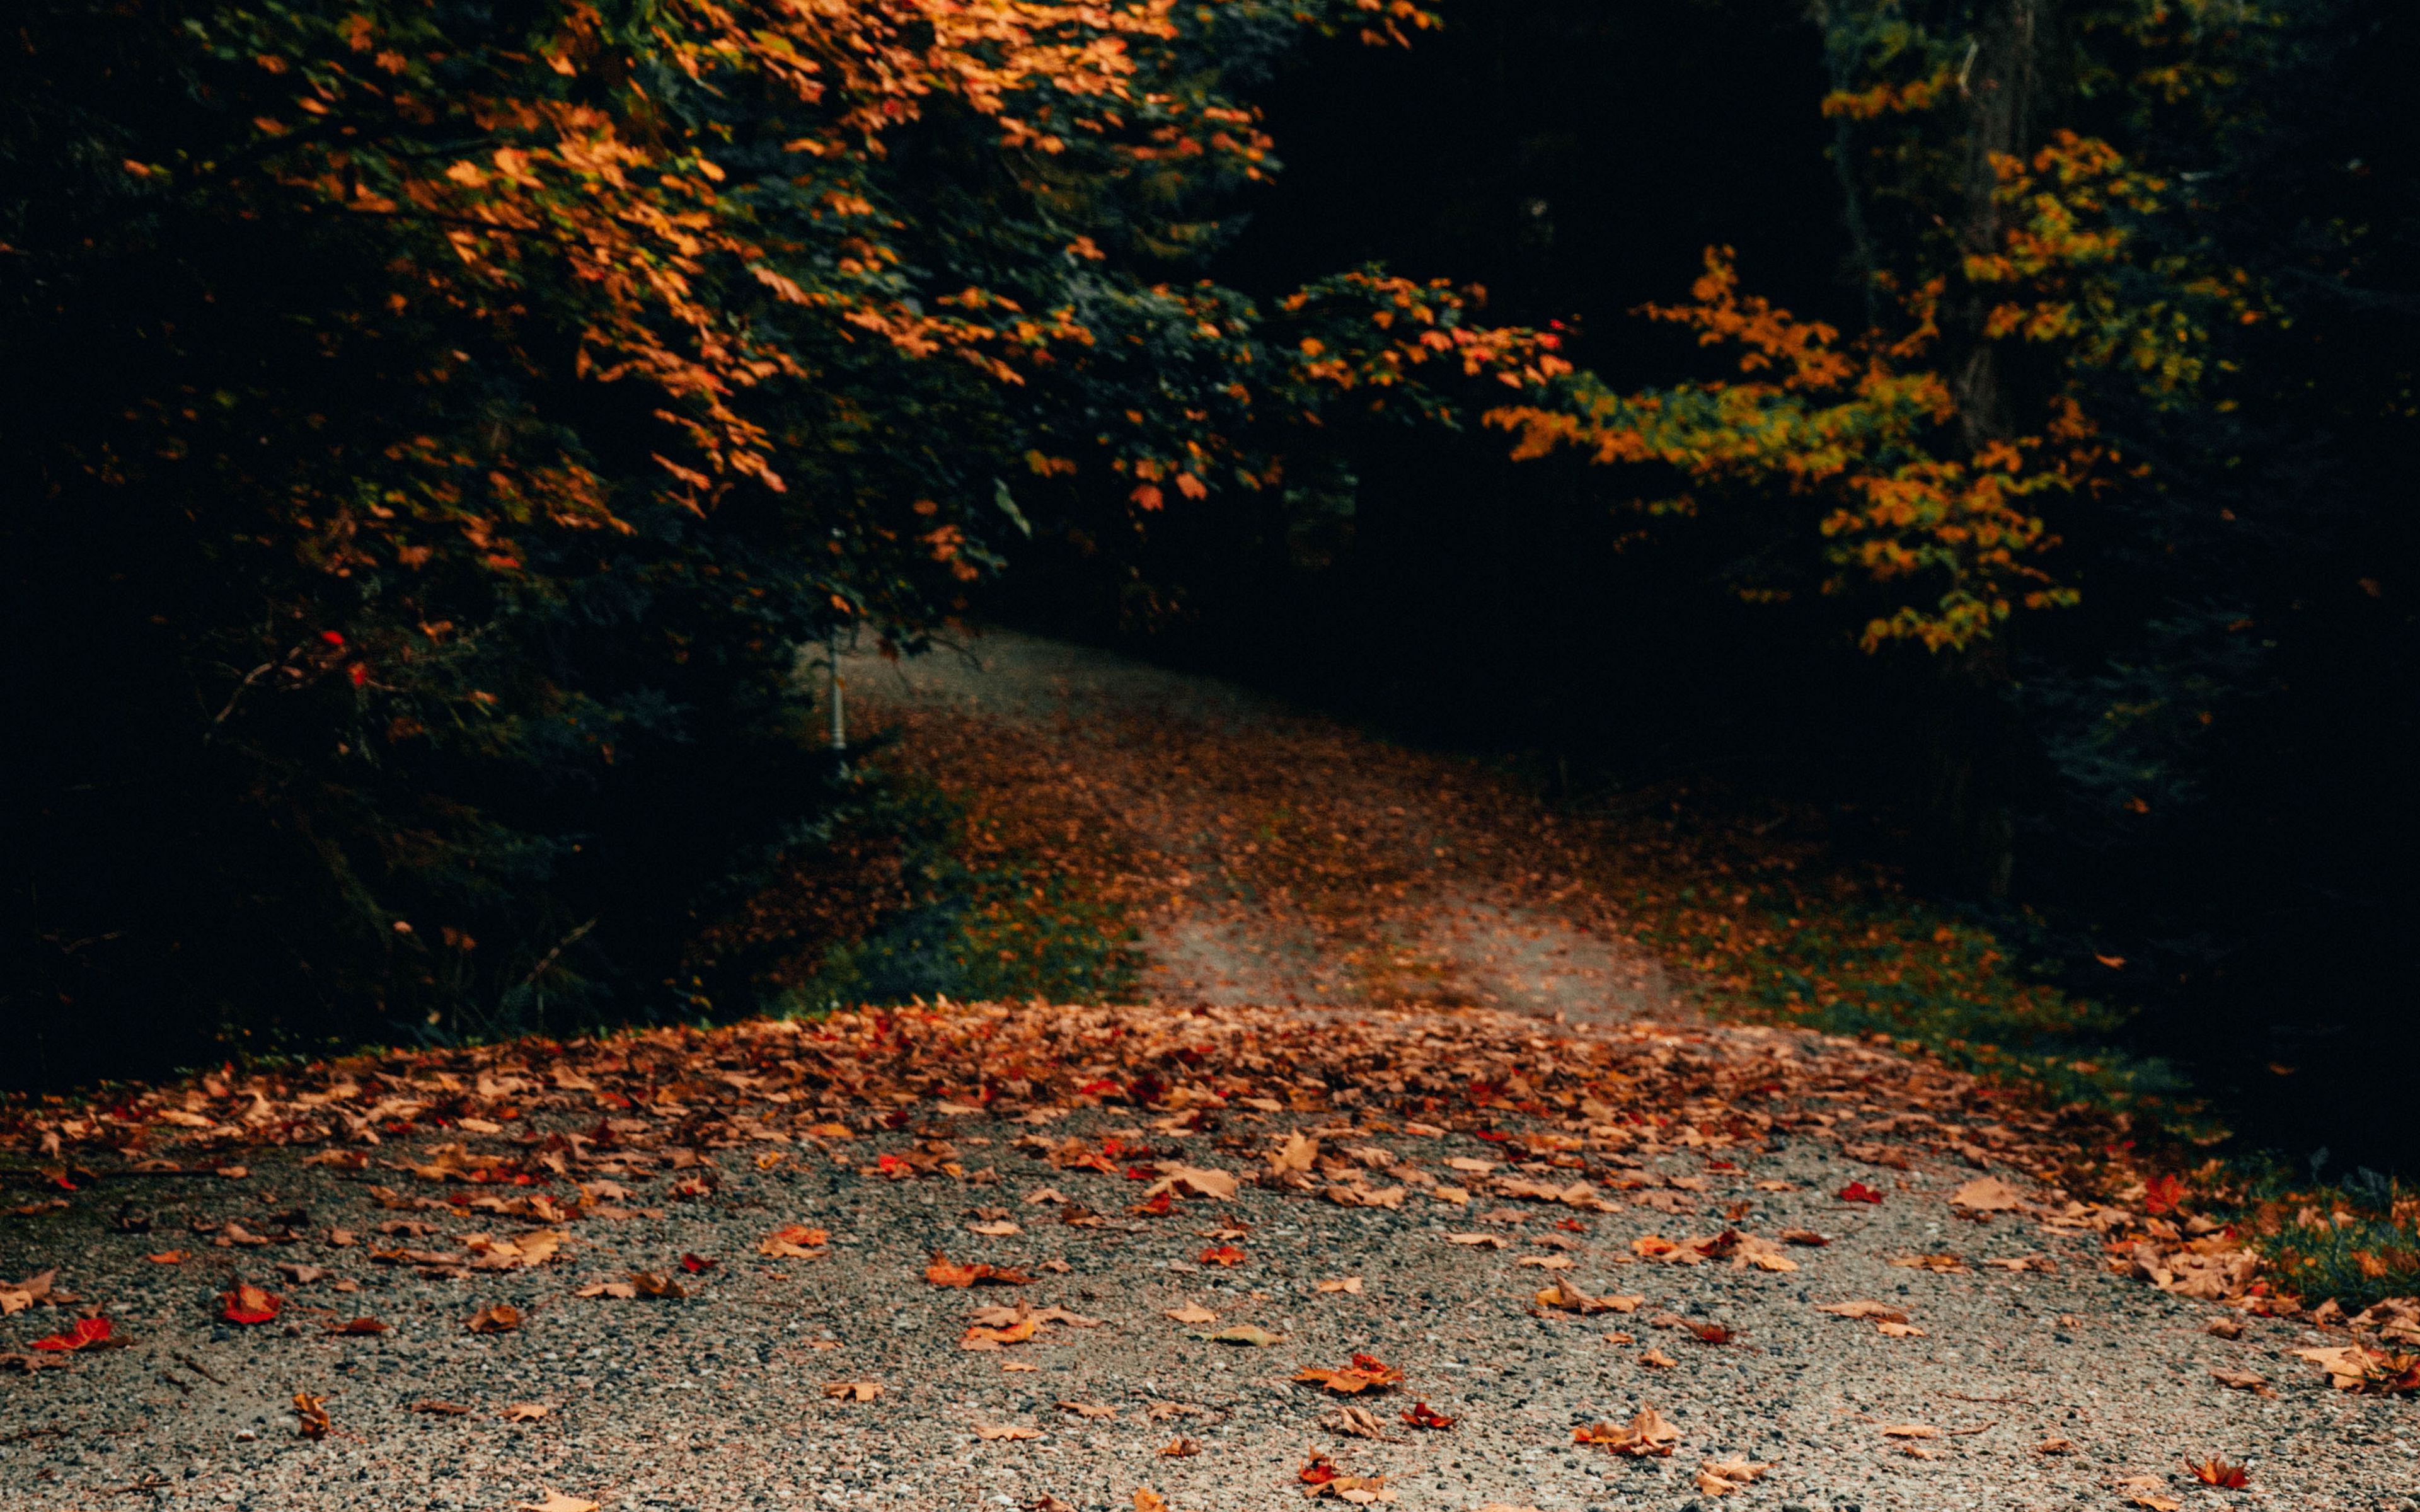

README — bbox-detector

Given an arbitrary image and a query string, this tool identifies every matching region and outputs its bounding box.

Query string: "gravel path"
[842,628,1676,1022]
[3,1007,2411,1512]
[5,632,2411,1511]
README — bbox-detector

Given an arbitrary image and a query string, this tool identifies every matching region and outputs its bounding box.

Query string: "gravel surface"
[4,1011,2412,1512]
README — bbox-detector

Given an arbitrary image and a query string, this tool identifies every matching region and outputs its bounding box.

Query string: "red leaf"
[30,1317,112,1352]
[219,1285,284,1325]
[679,1252,717,1274]
[1401,1400,1456,1430]
[1836,1182,1885,1204]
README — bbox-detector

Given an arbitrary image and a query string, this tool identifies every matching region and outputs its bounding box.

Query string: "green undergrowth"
[1635,881,2197,1122]
[2220,1162,2420,1312]
[778,775,1142,1015]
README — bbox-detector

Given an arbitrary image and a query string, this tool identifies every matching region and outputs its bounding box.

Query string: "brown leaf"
[1815,1298,1910,1323]
[323,1317,388,1336]
[1317,1277,1363,1294]
[1162,1303,1218,1324]
[1323,1404,1397,1440]
[822,1381,882,1402]
[410,1400,472,1416]
[517,1491,598,1512]
[1949,1176,2025,1213]
[1294,1353,1404,1394]
[1639,1348,1677,1368]
[975,1423,1042,1441]
[466,1303,522,1334]
[1157,1436,1201,1457]
[1057,1400,1121,1419]
[1880,1423,1940,1438]
[292,1392,329,1440]
[1695,1458,1770,1496]
[1573,1406,1680,1457]
[501,1402,550,1423]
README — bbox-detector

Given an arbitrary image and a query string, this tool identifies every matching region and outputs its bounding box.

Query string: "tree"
[0,0,1560,1082]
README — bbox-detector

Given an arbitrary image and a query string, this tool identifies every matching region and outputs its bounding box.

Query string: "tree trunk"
[1931,0,2046,898]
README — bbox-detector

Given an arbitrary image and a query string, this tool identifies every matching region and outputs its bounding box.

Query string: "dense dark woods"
[4,0,2415,1174]
[1008,0,2420,1167]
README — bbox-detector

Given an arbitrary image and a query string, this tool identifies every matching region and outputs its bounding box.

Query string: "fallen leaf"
[1294,1353,1404,1394]
[976,1423,1042,1441]
[927,1252,1034,1288]
[1133,1490,1168,1512]
[410,1398,473,1416]
[1446,1232,1506,1249]
[1880,1423,1940,1438]
[1400,1400,1455,1431]
[2184,1457,2249,1488]
[1058,1400,1121,1419]
[1949,1176,2025,1213]
[218,1285,282,1326]
[1835,1182,1884,1204]
[1777,1228,1829,1246]
[575,1281,638,1300]
[1516,1254,1573,1271]
[1157,1436,1201,1457]
[969,1221,1022,1237]
[466,1303,522,1333]
[29,1317,113,1353]
[1163,1303,1218,1324]
[1876,1320,1927,1337]
[1695,1457,1770,1496]
[1198,1245,1246,1267]
[1325,1403,1397,1440]
[1815,1299,1908,1323]
[678,1253,717,1274]
[2036,1436,2075,1454]
[2115,1477,2181,1512]
[275,1263,328,1285]
[1193,1323,1284,1346]
[517,1491,598,1512]
[323,1317,388,1336]
[1317,1277,1363,1295]
[759,1224,829,1259]
[1573,1406,1680,1457]
[146,1251,187,1265]
[502,1402,550,1423]
[1888,1252,1969,1274]
[1639,1347,1677,1368]
[822,1381,882,1402]
[289,1390,329,1440]
[2295,1343,2420,1394]
[2209,1367,2269,1394]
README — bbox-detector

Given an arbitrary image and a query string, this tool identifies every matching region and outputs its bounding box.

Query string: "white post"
[826,624,846,760]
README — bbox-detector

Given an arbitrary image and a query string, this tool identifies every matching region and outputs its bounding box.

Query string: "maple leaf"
[1400,1400,1456,1431]
[1835,1182,1884,1204]
[1192,1323,1284,1346]
[2184,1457,2249,1488]
[927,1252,1034,1287]
[759,1225,829,1259]
[1058,1400,1122,1419]
[1197,1245,1245,1266]
[323,1317,389,1336]
[1695,1457,1770,1496]
[1294,1353,1405,1394]
[1574,1406,1680,1457]
[218,1285,282,1326]
[466,1303,522,1333]
[30,1317,113,1352]
[975,1423,1042,1440]
[678,1253,717,1274]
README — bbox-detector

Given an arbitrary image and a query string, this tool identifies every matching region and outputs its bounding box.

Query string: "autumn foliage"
[0,0,1558,1076]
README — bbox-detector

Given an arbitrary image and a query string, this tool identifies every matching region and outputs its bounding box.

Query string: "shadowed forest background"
[4,0,2414,1206]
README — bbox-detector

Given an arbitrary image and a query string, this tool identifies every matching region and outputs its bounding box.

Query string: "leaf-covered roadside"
[833,638,2409,1317]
